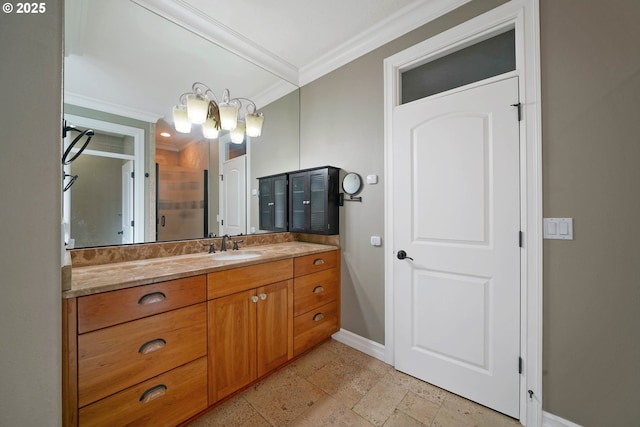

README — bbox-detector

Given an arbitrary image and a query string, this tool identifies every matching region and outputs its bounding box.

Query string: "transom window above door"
[401,28,515,104]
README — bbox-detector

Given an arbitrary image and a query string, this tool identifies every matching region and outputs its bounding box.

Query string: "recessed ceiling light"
[160,132,171,138]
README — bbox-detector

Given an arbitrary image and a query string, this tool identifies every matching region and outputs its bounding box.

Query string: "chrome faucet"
[220,234,231,252]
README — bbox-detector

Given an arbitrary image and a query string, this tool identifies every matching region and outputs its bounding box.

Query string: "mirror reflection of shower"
[155,121,210,242]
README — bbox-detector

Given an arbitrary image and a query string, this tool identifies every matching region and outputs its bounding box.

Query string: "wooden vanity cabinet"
[63,249,341,426]
[207,260,294,404]
[63,275,208,427]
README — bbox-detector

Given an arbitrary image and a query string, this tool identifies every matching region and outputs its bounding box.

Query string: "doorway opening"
[63,114,145,247]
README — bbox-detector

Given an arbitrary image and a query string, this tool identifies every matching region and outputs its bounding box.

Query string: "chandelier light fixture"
[172,82,265,143]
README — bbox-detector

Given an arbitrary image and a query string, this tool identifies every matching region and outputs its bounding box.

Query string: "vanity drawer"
[77,275,206,333]
[79,356,208,427]
[294,250,338,277]
[78,303,207,407]
[294,300,339,356]
[207,259,293,299]
[294,268,338,316]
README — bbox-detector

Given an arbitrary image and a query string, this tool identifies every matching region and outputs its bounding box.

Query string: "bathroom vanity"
[62,239,340,427]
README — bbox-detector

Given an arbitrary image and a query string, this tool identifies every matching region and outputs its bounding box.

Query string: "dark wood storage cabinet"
[258,173,288,232]
[288,166,339,235]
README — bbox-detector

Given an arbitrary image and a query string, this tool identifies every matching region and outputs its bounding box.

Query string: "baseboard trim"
[332,329,386,362]
[542,411,583,427]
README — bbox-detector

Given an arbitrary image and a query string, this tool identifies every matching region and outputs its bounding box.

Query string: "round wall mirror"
[342,172,362,195]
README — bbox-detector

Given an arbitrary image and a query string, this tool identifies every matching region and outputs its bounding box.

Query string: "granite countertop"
[64,241,338,299]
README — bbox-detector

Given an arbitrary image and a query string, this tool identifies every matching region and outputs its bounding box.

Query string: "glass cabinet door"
[258,178,274,230]
[273,176,287,230]
[289,172,307,232]
[309,170,327,232]
[258,174,288,232]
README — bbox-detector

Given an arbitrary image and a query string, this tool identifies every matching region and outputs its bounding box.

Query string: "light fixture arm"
[192,82,219,105]
[234,97,258,115]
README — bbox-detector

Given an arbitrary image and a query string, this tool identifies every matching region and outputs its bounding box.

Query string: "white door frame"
[383,1,542,426]
[63,113,146,244]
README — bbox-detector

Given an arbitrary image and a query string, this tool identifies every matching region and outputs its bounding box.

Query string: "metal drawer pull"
[259,293,267,300]
[138,292,166,305]
[313,313,324,322]
[312,286,325,294]
[138,338,166,355]
[312,258,325,266]
[139,384,167,403]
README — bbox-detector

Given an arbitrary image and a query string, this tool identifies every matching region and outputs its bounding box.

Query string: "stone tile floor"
[187,339,521,427]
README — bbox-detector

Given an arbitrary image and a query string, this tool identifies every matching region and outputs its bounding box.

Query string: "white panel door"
[221,155,246,236]
[393,77,521,417]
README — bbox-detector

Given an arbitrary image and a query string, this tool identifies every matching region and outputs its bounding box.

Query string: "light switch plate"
[544,218,573,240]
[367,174,378,184]
[370,235,382,246]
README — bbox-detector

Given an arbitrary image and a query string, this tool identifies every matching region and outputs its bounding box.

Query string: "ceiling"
[64,0,468,136]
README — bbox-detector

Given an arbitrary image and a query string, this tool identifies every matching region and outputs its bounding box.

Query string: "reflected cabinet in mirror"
[63,0,299,248]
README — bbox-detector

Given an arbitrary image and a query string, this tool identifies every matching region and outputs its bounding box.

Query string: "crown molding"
[252,80,299,110]
[129,0,469,88]
[64,91,163,123]
[299,0,472,85]
[130,0,299,85]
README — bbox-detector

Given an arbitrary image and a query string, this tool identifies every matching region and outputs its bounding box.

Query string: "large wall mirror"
[63,0,300,248]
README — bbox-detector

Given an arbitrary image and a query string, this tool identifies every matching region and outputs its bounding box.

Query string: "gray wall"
[250,89,300,233]
[0,2,63,426]
[540,1,640,425]
[301,0,640,425]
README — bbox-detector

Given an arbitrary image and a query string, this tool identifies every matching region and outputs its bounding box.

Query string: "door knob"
[397,250,413,261]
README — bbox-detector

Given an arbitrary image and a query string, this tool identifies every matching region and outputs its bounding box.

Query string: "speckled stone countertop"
[63,241,338,299]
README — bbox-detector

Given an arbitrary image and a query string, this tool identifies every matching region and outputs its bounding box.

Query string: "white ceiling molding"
[129,0,471,89]
[299,0,472,85]
[64,91,164,123]
[130,0,299,85]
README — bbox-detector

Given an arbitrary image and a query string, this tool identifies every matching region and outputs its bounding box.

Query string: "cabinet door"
[259,175,288,232]
[308,169,329,233]
[256,280,293,377]
[272,174,288,231]
[289,171,307,232]
[258,177,275,230]
[208,290,257,403]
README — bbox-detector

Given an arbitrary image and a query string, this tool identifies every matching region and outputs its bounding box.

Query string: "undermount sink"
[210,251,262,261]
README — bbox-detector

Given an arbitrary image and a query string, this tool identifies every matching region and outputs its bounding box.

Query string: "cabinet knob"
[251,296,259,303]
[312,286,325,294]
[139,384,167,403]
[259,293,267,300]
[138,292,166,305]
